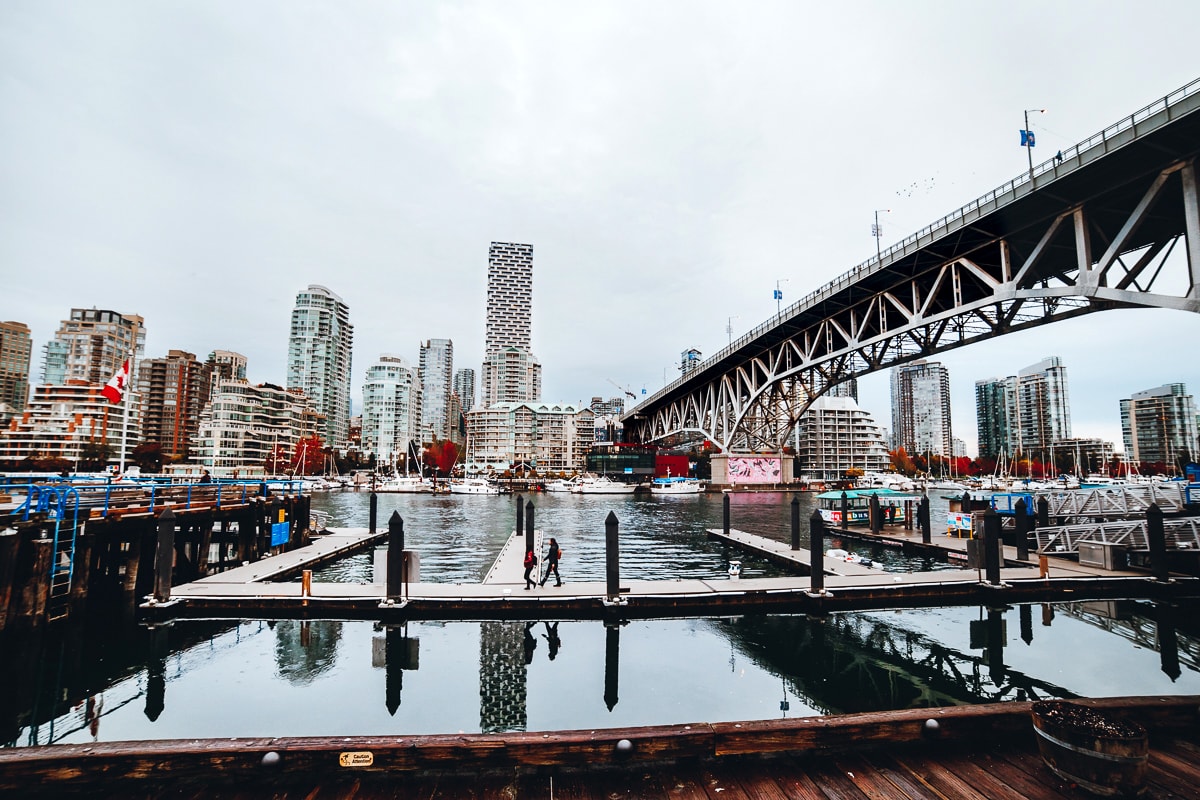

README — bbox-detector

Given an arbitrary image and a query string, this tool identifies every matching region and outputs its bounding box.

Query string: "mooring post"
[605,511,620,601]
[790,495,800,550]
[1036,495,1050,528]
[1014,497,1031,561]
[515,494,524,545]
[386,511,405,601]
[920,495,931,544]
[809,509,824,595]
[1147,503,1168,582]
[869,493,882,534]
[840,491,849,532]
[153,507,176,602]
[982,509,1002,586]
[369,490,378,534]
[722,493,730,537]
[904,499,913,531]
[525,500,535,558]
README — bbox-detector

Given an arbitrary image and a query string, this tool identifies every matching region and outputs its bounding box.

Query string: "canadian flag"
[102,359,131,404]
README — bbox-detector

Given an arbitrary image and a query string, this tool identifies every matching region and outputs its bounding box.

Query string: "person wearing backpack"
[523,548,538,589]
[540,537,562,587]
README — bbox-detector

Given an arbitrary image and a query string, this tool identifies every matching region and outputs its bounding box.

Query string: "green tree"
[79,442,111,471]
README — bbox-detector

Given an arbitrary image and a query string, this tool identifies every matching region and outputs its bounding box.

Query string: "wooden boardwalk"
[2,697,1198,798]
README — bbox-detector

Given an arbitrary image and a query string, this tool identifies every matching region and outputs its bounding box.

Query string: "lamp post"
[726,315,739,347]
[1023,108,1045,181]
[774,279,789,315]
[872,209,890,263]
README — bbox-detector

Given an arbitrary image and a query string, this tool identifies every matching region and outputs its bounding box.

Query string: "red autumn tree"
[423,437,459,477]
[291,435,325,475]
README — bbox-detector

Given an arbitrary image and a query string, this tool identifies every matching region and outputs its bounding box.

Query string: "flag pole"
[119,354,132,474]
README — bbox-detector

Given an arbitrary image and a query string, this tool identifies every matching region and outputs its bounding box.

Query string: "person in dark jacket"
[523,548,537,589]
[540,537,562,587]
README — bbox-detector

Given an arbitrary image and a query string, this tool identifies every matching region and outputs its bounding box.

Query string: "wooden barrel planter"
[1031,700,1149,797]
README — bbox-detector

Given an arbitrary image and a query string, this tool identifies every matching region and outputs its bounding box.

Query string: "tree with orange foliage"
[423,437,459,478]
[291,435,325,475]
[889,447,918,476]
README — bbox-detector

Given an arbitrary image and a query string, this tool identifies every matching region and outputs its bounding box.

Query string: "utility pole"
[774,279,789,315]
[872,209,890,263]
[726,315,739,347]
[1023,108,1045,182]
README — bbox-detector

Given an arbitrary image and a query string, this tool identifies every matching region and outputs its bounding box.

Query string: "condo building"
[361,354,418,466]
[417,338,454,443]
[193,381,316,475]
[0,321,32,422]
[795,395,890,481]
[1120,383,1198,468]
[890,360,952,457]
[454,368,476,413]
[464,402,595,474]
[41,308,145,385]
[0,382,142,465]
[975,357,1072,461]
[137,350,212,460]
[286,285,353,450]
[207,350,248,395]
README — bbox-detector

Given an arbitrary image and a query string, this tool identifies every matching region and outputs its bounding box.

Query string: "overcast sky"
[3,2,1199,455]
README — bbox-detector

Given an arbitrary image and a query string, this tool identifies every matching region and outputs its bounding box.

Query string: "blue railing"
[4,477,308,520]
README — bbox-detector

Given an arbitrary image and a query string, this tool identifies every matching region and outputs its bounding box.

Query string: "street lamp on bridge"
[726,315,739,347]
[1022,108,1045,181]
[872,209,890,263]
[773,278,789,314]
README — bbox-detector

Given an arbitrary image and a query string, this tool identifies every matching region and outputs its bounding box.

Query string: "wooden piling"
[790,496,800,551]
[153,508,176,603]
[0,526,19,633]
[1014,498,1031,561]
[1147,503,1168,582]
[605,511,620,601]
[809,509,824,594]
[722,494,730,536]
[982,509,1002,586]
[386,512,404,601]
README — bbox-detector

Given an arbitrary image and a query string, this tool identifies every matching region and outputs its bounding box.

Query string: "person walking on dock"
[523,548,538,589]
[540,537,562,587]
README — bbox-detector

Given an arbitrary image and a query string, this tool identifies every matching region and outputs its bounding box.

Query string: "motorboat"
[650,477,704,495]
[376,475,432,493]
[816,487,920,526]
[570,475,638,494]
[448,478,502,495]
[544,477,579,493]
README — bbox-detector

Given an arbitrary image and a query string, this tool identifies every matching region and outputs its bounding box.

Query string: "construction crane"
[607,378,637,401]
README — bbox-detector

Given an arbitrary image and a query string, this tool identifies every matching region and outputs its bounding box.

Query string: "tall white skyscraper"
[890,360,952,457]
[286,285,353,448]
[482,242,541,405]
[418,338,454,442]
[361,354,418,466]
[454,368,476,413]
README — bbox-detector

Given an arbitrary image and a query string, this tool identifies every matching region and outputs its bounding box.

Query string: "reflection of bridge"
[625,79,1200,451]
[712,607,1073,717]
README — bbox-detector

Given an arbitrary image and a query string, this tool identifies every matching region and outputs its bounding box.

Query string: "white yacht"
[544,477,579,493]
[448,478,502,495]
[376,475,432,493]
[571,475,638,494]
[649,477,704,495]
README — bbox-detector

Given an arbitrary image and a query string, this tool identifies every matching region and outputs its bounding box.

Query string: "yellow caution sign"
[339,751,374,767]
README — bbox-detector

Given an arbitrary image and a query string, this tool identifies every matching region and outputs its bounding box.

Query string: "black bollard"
[369,491,378,534]
[919,495,931,544]
[840,491,849,531]
[869,493,882,534]
[604,623,620,711]
[1036,495,1050,528]
[605,511,620,601]
[982,509,1002,586]
[525,500,535,559]
[1014,497,1031,561]
[515,494,524,543]
[1147,503,1168,582]
[723,493,731,536]
[809,509,824,594]
[790,495,800,551]
[386,511,405,601]
[153,507,176,602]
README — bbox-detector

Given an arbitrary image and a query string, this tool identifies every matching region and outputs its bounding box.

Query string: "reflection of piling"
[1147,504,1168,582]
[722,494,730,536]
[790,496,800,551]
[386,511,405,601]
[605,512,620,601]
[144,623,170,722]
[385,625,418,715]
[1157,603,1180,681]
[986,608,1006,686]
[809,510,824,595]
[604,623,620,711]
[1014,498,1031,561]
[1020,604,1033,644]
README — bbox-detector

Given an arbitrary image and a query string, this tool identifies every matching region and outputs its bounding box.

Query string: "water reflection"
[6,599,1200,745]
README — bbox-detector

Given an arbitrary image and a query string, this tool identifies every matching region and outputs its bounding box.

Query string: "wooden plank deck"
[2,697,1196,798]
[185,527,388,585]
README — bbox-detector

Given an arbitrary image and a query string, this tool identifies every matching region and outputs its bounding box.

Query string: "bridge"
[624,78,1200,453]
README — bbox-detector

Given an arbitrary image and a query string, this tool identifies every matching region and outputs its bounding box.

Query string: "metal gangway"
[1036,516,1200,555]
[1044,482,1190,519]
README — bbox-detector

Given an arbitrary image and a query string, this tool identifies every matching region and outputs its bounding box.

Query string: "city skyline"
[3,4,1199,455]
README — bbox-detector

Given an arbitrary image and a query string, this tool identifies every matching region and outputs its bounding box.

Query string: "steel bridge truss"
[632,157,1200,452]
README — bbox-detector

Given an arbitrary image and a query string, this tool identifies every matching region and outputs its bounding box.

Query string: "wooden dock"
[1,696,1197,798]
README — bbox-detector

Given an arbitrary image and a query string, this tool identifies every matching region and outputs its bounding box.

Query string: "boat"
[376,475,432,493]
[544,477,579,493]
[448,478,502,495]
[825,548,877,567]
[649,476,704,495]
[816,487,919,526]
[570,474,638,494]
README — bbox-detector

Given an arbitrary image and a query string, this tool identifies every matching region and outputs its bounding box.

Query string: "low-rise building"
[465,402,594,474]
[795,395,890,482]
[192,381,315,476]
[0,380,143,466]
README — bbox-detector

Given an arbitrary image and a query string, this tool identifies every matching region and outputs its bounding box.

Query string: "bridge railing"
[640,75,1200,410]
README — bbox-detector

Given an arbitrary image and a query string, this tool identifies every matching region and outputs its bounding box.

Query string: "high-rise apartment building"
[286,285,353,450]
[454,368,476,413]
[680,349,703,378]
[137,350,212,459]
[1121,383,1198,468]
[826,377,859,402]
[361,354,417,466]
[207,350,247,396]
[890,360,952,457]
[42,308,145,385]
[482,242,541,405]
[418,338,454,443]
[0,321,32,422]
[976,357,1071,460]
[795,396,890,481]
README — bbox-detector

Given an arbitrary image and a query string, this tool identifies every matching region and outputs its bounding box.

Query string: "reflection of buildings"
[274,620,342,685]
[479,621,528,733]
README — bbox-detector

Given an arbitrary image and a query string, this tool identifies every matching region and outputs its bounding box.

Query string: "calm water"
[5,490,1197,748]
